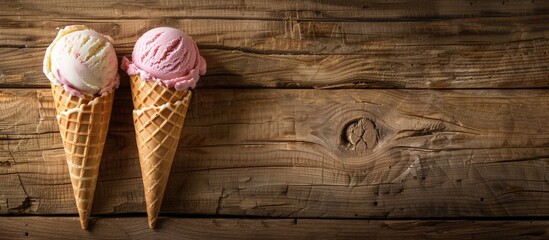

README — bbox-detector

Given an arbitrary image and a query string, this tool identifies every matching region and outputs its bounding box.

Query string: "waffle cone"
[51,84,114,229]
[130,75,188,109]
[130,75,191,228]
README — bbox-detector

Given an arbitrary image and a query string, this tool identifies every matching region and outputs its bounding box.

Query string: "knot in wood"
[343,117,377,152]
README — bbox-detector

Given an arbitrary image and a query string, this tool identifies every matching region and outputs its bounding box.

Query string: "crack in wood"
[0,161,12,167]
[216,188,226,215]
[6,139,29,198]
[8,196,33,213]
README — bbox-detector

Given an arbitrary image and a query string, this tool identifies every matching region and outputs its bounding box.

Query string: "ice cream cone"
[51,84,114,229]
[130,75,192,228]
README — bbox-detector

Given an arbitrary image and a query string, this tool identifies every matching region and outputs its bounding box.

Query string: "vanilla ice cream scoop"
[43,25,119,97]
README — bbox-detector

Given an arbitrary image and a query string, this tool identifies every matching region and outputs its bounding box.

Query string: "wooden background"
[1,0,549,239]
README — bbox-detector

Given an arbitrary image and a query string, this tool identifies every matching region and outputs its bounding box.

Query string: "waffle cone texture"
[130,75,191,229]
[51,84,114,229]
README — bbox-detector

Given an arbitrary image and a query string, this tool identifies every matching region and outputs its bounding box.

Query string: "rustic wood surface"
[5,0,549,20]
[2,0,549,88]
[1,217,548,240]
[1,88,548,217]
[1,0,549,237]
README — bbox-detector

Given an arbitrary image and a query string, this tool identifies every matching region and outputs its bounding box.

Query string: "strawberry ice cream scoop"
[122,27,206,91]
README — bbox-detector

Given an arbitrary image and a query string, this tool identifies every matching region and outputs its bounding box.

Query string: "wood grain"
[1,1,548,235]
[2,0,549,21]
[1,88,548,217]
[2,2,549,88]
[1,217,548,240]
[4,14,549,51]
[6,44,549,89]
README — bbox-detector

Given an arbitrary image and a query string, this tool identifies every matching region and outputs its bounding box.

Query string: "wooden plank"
[5,43,549,89]
[0,217,548,240]
[12,16,549,51]
[2,17,549,89]
[2,0,549,21]
[1,88,548,217]
[4,14,549,53]
[2,7,549,88]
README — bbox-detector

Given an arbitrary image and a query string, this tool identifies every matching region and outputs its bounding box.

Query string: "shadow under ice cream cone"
[44,25,119,229]
[122,27,206,229]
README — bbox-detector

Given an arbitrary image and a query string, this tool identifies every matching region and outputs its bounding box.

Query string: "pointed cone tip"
[148,218,157,229]
[80,218,89,230]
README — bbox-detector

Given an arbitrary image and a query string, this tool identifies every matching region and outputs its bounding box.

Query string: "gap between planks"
[0,217,548,239]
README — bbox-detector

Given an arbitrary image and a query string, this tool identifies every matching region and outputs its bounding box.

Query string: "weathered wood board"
[1,0,549,237]
[1,217,548,240]
[5,0,549,20]
[1,88,548,217]
[2,1,549,88]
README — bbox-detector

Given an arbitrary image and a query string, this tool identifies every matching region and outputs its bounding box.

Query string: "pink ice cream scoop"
[122,27,206,91]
